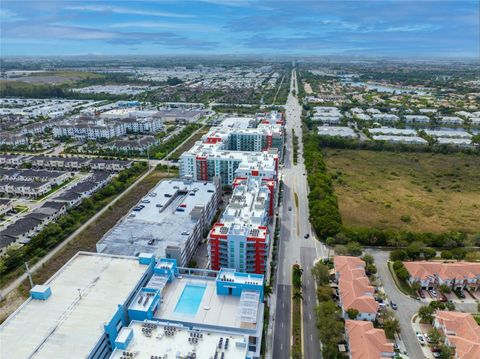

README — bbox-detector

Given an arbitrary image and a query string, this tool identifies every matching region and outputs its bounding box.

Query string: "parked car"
[430,290,437,297]
[391,302,398,310]
[416,333,426,345]
[418,290,425,299]
[288,206,292,211]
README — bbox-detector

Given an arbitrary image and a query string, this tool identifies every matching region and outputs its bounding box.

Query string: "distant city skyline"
[1,0,479,58]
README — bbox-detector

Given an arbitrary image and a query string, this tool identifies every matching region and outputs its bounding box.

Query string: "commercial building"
[345,320,394,359]
[439,116,464,125]
[318,126,357,138]
[209,177,274,274]
[404,115,431,123]
[371,114,399,123]
[334,256,379,321]
[372,135,428,145]
[0,252,265,359]
[369,128,416,136]
[433,311,480,359]
[97,178,220,266]
[404,261,480,291]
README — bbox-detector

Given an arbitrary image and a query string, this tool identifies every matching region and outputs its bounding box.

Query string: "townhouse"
[0,154,27,167]
[0,180,51,198]
[345,320,395,359]
[334,256,379,321]
[0,201,67,254]
[433,311,480,359]
[0,168,71,186]
[404,261,480,291]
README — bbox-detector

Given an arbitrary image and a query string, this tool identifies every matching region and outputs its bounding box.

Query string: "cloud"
[108,21,216,32]
[1,22,217,50]
[0,8,26,22]
[65,4,194,18]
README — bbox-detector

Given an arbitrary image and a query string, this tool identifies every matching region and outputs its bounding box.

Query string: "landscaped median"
[388,260,418,298]
[291,264,303,359]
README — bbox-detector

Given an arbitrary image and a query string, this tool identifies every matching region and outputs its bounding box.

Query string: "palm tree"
[264,285,273,299]
[293,264,303,278]
[293,290,303,301]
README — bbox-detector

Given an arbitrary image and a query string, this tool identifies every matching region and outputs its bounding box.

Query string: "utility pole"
[25,262,34,289]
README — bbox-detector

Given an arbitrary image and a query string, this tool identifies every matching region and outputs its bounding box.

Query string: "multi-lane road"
[272,69,327,359]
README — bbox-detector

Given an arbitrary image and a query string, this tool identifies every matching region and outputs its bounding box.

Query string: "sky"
[1,0,479,58]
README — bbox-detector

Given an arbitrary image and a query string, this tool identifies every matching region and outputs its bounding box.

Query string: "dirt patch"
[303,82,313,94]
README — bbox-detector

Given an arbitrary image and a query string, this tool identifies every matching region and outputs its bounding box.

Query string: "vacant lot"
[323,149,480,233]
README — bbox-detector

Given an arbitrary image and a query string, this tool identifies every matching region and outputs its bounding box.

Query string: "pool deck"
[156,277,260,332]
[109,321,248,359]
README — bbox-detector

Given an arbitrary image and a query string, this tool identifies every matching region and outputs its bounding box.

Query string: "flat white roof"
[0,252,147,359]
[109,321,248,359]
[97,178,216,258]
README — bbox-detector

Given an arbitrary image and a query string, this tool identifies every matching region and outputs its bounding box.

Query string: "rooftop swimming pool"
[174,284,206,316]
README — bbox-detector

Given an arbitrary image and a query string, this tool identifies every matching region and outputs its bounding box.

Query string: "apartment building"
[208,176,274,274]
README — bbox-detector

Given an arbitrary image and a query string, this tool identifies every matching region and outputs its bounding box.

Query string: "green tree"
[441,250,453,260]
[423,247,437,260]
[362,253,374,265]
[390,249,408,261]
[439,344,454,359]
[311,261,330,286]
[396,266,410,281]
[384,317,401,339]
[346,241,363,256]
[316,285,333,302]
[411,281,421,293]
[438,284,451,294]
[406,241,424,260]
[346,308,359,319]
[418,305,435,324]
[427,328,442,345]
[451,247,466,260]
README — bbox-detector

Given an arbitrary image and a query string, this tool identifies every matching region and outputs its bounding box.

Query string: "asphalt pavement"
[272,69,324,359]
[369,249,426,359]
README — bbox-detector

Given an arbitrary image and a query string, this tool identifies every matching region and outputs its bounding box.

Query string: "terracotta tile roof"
[436,311,480,359]
[346,320,394,359]
[335,256,379,315]
[404,261,480,282]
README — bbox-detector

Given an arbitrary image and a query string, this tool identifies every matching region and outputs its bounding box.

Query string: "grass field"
[168,125,210,160]
[0,168,176,323]
[0,71,104,86]
[323,149,480,233]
